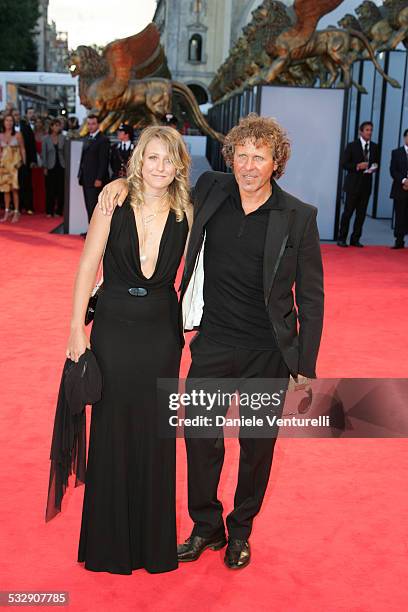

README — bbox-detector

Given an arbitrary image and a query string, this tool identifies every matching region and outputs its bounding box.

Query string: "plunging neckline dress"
[77,197,188,574]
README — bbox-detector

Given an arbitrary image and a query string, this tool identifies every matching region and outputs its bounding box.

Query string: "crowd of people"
[0,104,80,223]
[0,107,143,227]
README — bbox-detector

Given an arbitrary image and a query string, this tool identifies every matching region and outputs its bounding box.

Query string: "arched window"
[187,83,208,105]
[188,34,202,62]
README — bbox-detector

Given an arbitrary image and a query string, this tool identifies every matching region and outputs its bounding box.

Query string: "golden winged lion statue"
[209,0,402,102]
[69,24,223,141]
[263,0,400,89]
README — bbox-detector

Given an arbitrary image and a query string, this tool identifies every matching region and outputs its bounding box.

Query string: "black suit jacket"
[390,146,408,199]
[342,139,379,196]
[19,120,37,166]
[179,171,324,379]
[78,132,110,187]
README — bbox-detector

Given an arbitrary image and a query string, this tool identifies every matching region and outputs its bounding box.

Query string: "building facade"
[36,0,69,73]
[152,1,375,104]
[153,0,235,104]
[152,1,297,103]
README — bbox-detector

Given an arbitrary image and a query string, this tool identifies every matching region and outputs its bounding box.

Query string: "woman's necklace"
[144,190,167,198]
[1,132,13,145]
[138,194,169,263]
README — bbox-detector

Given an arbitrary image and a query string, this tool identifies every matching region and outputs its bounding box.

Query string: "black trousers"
[82,186,102,222]
[185,333,290,540]
[393,195,408,243]
[338,191,370,242]
[18,164,33,211]
[45,166,64,215]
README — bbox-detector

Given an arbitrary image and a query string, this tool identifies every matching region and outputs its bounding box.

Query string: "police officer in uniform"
[110,124,135,180]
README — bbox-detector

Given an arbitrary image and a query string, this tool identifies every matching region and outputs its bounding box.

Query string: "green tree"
[0,0,40,70]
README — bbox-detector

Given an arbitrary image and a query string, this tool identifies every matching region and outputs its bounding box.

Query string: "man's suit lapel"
[82,137,92,154]
[263,187,295,304]
[400,146,408,174]
[357,139,365,162]
[183,178,230,280]
[198,175,232,227]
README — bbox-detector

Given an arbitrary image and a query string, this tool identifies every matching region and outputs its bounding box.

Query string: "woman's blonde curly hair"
[221,113,291,179]
[127,126,191,222]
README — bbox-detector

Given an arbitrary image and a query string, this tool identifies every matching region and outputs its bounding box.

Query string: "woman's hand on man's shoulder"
[98,178,129,216]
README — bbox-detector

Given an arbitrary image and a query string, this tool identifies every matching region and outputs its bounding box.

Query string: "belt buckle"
[128,287,148,297]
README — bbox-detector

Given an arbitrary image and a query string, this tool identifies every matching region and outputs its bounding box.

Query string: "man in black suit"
[12,107,37,214]
[78,115,110,222]
[97,114,324,569]
[389,129,408,249]
[338,121,379,247]
[109,124,134,180]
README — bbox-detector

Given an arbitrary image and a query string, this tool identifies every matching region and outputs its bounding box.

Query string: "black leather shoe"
[337,240,348,247]
[224,539,251,570]
[391,241,404,249]
[350,241,364,247]
[177,533,227,562]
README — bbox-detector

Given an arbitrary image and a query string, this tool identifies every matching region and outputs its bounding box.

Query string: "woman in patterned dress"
[0,114,26,223]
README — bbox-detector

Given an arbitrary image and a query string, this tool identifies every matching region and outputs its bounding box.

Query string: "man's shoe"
[224,539,251,570]
[177,533,227,562]
[391,241,404,249]
[350,241,364,247]
[337,240,348,247]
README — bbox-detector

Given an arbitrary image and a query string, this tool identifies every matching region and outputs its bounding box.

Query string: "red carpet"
[1,217,408,611]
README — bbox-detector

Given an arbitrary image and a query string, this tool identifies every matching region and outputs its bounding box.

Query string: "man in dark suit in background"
[389,129,408,249]
[12,107,37,214]
[78,115,110,222]
[338,121,379,247]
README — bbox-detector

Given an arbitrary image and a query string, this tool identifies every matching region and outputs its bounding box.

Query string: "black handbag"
[84,241,107,326]
[85,282,103,326]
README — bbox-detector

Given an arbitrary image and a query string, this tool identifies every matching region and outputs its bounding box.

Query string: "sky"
[48,0,384,51]
[48,0,157,49]
[318,0,383,28]
[279,0,383,28]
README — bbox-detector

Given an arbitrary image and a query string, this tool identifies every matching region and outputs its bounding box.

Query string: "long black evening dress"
[77,197,188,574]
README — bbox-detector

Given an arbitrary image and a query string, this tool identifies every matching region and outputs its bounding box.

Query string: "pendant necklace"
[138,192,169,263]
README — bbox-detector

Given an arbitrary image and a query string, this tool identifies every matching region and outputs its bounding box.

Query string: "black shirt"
[200,178,279,350]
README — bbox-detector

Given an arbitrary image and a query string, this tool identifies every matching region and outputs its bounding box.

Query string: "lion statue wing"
[290,0,345,39]
[102,23,161,85]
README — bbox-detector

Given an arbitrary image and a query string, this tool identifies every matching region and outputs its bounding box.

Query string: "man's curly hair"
[222,113,291,179]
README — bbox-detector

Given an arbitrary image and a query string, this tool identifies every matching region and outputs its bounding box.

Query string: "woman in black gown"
[66,126,191,574]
